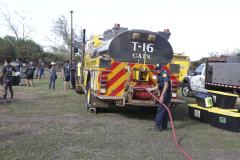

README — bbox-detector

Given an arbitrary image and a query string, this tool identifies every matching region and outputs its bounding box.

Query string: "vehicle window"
[194,65,204,75]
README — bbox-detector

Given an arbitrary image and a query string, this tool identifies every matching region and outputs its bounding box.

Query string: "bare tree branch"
[0,4,19,39]
[0,3,35,40]
[23,25,35,40]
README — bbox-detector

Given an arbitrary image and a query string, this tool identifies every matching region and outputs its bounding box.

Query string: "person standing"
[148,63,172,132]
[70,59,76,89]
[38,59,46,79]
[60,60,71,90]
[14,58,23,85]
[49,62,57,90]
[25,61,35,87]
[0,57,16,102]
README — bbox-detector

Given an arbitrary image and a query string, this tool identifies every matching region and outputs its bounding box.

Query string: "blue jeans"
[49,75,56,89]
[39,70,45,75]
[155,92,172,129]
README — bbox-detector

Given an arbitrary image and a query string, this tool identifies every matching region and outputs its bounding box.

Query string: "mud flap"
[88,93,109,115]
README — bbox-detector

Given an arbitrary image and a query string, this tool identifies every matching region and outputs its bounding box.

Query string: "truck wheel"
[85,81,91,111]
[182,83,190,97]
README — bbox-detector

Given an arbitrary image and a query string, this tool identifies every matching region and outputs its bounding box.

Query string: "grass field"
[0,71,240,160]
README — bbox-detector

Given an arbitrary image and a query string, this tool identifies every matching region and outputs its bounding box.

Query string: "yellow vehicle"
[75,25,185,114]
[171,53,190,85]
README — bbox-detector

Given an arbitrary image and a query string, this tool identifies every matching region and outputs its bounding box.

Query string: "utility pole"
[70,10,73,61]
[23,24,24,40]
[80,29,86,86]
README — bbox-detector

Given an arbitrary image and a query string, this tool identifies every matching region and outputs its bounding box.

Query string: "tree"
[14,39,42,63]
[231,48,240,56]
[45,15,84,60]
[0,4,35,40]
[0,35,16,64]
[0,35,65,67]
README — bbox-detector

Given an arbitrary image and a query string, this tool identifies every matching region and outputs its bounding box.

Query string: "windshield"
[194,65,205,75]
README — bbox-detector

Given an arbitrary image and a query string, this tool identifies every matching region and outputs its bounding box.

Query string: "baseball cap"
[155,63,162,69]
[71,59,76,62]
[51,62,56,65]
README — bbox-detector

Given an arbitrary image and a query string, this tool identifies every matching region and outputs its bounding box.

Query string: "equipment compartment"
[195,93,213,108]
[209,109,240,132]
[188,104,212,124]
[207,90,238,109]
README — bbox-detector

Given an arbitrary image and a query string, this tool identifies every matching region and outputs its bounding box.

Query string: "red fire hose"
[140,85,193,160]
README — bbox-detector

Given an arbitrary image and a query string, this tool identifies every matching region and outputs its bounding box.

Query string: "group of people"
[18,59,45,87]
[0,57,78,102]
[60,59,77,90]
[49,59,77,90]
[1,57,170,133]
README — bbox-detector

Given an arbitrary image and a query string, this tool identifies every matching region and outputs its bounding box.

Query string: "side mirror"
[187,70,192,76]
[74,47,78,53]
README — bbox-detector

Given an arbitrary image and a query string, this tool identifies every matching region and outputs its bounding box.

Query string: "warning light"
[114,23,120,29]
[164,29,171,35]
[164,29,169,32]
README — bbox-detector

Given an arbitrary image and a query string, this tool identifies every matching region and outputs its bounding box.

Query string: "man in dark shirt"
[14,58,23,85]
[25,61,35,87]
[148,63,172,132]
[38,59,46,80]
[0,57,16,102]
[60,60,71,90]
[70,59,77,89]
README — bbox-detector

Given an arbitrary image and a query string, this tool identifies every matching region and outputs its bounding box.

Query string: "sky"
[0,0,240,61]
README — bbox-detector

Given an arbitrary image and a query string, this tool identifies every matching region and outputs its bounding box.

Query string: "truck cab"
[182,63,206,97]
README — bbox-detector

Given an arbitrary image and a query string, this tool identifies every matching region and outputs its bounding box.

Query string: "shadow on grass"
[96,104,194,122]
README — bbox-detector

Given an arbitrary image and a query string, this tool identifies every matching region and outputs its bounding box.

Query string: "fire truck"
[171,53,190,86]
[75,24,185,113]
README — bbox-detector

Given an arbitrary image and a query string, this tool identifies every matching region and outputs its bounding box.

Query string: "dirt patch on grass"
[0,108,9,113]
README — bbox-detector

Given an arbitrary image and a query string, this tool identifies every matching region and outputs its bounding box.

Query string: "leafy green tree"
[0,36,16,64]
[0,35,65,67]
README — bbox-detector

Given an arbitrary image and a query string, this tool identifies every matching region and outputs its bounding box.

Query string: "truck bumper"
[92,92,185,107]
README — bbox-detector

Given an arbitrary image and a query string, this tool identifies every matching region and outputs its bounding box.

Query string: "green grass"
[0,72,240,160]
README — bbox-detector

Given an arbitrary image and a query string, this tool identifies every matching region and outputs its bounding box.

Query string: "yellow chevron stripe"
[106,63,134,95]
[98,63,126,95]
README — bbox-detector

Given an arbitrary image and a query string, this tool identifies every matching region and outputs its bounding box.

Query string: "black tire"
[182,83,190,97]
[85,81,91,111]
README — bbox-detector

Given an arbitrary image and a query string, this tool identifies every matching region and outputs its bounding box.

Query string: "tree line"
[0,35,66,68]
[0,4,86,68]
[190,48,240,71]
